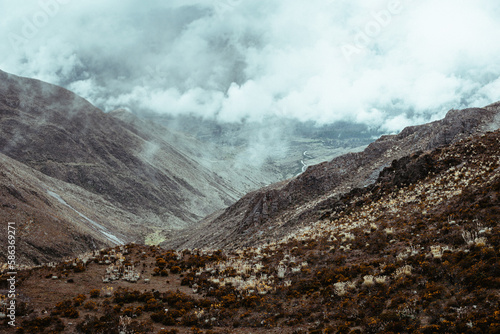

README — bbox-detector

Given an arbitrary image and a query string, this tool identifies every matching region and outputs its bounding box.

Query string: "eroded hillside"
[0,152,144,265]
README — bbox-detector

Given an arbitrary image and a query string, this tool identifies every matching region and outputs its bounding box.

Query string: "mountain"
[0,69,260,225]
[2,123,498,333]
[164,103,500,249]
[0,69,498,332]
[0,70,281,264]
[0,69,382,265]
[0,151,144,265]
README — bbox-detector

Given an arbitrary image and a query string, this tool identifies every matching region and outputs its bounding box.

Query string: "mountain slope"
[0,152,145,265]
[0,70,275,244]
[165,103,500,249]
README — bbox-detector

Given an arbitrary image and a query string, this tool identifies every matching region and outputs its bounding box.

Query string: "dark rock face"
[166,104,499,249]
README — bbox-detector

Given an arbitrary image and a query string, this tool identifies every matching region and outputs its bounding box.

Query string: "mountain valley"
[0,70,372,265]
[1,113,499,334]
[0,71,499,333]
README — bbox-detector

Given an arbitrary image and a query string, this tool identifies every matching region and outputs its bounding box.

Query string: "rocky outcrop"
[165,103,499,249]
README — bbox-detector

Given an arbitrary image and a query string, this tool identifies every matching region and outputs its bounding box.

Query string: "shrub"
[123,307,134,317]
[113,304,122,313]
[158,330,178,334]
[181,313,200,327]
[64,308,79,319]
[20,316,65,333]
[145,298,163,312]
[73,294,87,306]
[151,311,177,326]
[170,266,182,274]
[74,263,86,273]
[52,300,80,319]
[89,289,101,298]
[76,314,119,334]
[113,288,142,304]
[83,301,98,311]
[156,257,167,268]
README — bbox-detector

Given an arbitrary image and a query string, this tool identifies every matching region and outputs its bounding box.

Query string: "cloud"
[1,0,500,132]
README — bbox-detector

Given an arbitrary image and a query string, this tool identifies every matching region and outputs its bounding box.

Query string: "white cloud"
[1,0,500,132]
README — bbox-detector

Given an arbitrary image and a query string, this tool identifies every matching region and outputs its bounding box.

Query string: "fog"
[1,0,500,133]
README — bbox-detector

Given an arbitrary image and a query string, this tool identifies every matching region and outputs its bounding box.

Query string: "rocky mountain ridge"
[165,103,500,249]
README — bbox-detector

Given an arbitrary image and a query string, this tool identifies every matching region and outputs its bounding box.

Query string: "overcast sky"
[1,0,500,132]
